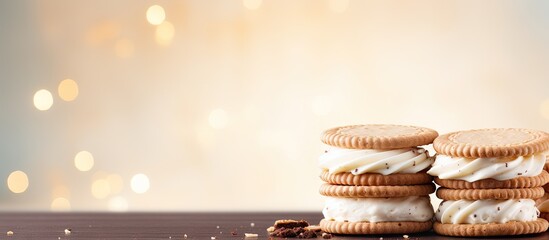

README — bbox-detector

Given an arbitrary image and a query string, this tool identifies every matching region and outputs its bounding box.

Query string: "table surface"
[0,212,547,239]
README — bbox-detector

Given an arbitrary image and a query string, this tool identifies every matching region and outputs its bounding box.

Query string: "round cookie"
[320,170,433,186]
[320,219,433,235]
[433,219,548,237]
[434,171,549,189]
[434,128,549,158]
[319,183,435,198]
[321,124,438,149]
[436,187,545,200]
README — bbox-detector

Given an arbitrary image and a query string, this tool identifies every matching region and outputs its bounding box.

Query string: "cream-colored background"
[1,0,549,211]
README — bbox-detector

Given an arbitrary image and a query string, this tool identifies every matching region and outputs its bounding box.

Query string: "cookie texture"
[321,124,438,149]
[320,171,433,186]
[434,128,549,158]
[433,219,548,237]
[320,219,432,235]
[436,187,545,200]
[434,171,549,189]
[319,183,435,198]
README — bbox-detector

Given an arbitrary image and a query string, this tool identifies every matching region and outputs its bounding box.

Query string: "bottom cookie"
[319,219,432,235]
[433,219,548,237]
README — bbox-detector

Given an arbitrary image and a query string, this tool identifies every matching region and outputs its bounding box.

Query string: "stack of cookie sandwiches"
[428,128,549,237]
[318,124,438,235]
[537,157,549,223]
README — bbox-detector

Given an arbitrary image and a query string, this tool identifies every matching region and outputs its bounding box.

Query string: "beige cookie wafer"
[321,124,438,149]
[434,128,549,158]
[320,170,433,186]
[433,219,548,237]
[436,187,545,200]
[319,183,435,198]
[320,219,432,235]
[434,171,549,189]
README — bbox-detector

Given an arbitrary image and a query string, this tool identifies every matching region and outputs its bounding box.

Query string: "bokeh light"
[328,0,350,13]
[146,5,165,25]
[114,39,135,58]
[50,197,71,211]
[74,151,94,172]
[208,109,228,129]
[91,179,111,199]
[243,0,262,10]
[57,79,79,101]
[540,99,549,120]
[130,174,150,194]
[33,89,53,111]
[7,171,29,194]
[155,21,175,46]
[108,196,129,212]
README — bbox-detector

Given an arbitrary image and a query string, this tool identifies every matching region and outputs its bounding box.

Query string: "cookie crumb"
[245,233,258,238]
[216,225,220,229]
[211,237,216,240]
[184,234,188,239]
[266,226,275,232]
[322,232,332,239]
[64,228,72,235]
[250,222,255,227]
[231,230,238,236]
[6,231,13,236]
[403,234,409,239]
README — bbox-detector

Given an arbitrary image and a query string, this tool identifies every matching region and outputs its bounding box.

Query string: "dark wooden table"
[0,212,547,239]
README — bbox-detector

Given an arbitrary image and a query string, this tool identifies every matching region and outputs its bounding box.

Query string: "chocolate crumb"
[518,173,522,176]
[474,214,477,218]
[413,161,416,166]
[274,220,309,229]
[497,207,500,211]
[231,230,238,236]
[505,163,508,167]
[298,230,317,239]
[322,232,332,239]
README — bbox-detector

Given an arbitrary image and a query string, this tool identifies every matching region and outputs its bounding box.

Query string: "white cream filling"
[427,153,546,182]
[436,199,539,224]
[323,196,434,223]
[319,147,432,175]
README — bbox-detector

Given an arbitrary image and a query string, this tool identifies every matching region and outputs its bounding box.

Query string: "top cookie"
[321,124,438,149]
[434,128,549,158]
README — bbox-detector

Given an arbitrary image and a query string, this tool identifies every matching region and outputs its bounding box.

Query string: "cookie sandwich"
[318,124,438,235]
[428,128,549,237]
[536,159,549,222]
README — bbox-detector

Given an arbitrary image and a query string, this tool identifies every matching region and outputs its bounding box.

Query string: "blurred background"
[1,0,549,211]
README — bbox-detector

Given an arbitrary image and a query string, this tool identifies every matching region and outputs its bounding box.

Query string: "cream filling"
[322,196,434,223]
[436,199,539,224]
[427,152,546,181]
[319,147,432,175]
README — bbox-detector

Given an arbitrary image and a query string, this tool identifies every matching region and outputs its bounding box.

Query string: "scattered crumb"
[184,234,188,239]
[216,225,220,229]
[58,237,61,240]
[6,231,13,236]
[245,233,258,238]
[403,234,409,239]
[322,232,332,239]
[266,226,275,232]
[64,228,72,235]
[169,237,172,239]
[379,237,383,240]
[250,222,255,227]
[211,237,216,240]
[298,230,317,238]
[231,230,238,236]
